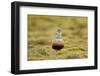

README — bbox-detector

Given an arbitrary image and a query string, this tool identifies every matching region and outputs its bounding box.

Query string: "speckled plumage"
[52,29,64,50]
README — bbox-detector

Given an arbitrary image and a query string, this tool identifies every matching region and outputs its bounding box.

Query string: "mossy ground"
[28,15,88,61]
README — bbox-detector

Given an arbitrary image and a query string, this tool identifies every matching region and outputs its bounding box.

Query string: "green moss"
[28,15,88,61]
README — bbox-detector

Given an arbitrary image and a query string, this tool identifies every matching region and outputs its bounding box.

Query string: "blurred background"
[28,15,88,61]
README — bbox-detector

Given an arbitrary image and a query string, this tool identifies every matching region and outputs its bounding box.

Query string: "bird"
[52,29,64,50]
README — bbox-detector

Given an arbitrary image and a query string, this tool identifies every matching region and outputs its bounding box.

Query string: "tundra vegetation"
[28,15,88,61]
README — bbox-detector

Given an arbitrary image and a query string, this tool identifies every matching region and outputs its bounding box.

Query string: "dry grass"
[28,15,88,61]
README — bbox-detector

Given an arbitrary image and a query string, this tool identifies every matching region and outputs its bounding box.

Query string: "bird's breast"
[52,39,64,50]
